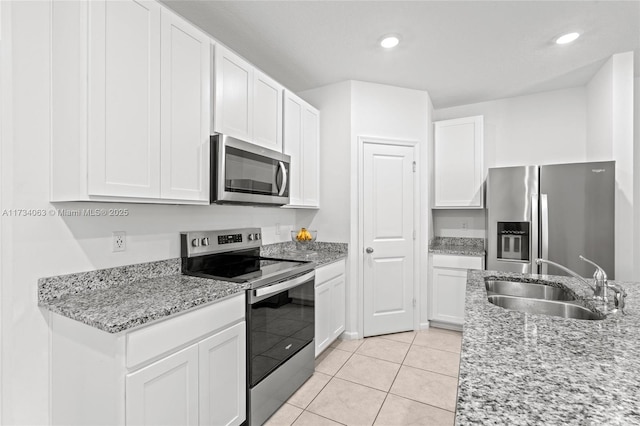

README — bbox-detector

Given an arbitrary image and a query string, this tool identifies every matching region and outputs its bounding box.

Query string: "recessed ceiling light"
[555,32,580,45]
[380,35,400,49]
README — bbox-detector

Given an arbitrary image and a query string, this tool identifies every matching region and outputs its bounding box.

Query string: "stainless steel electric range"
[181,228,315,426]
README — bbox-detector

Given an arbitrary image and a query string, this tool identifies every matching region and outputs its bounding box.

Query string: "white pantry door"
[363,142,415,337]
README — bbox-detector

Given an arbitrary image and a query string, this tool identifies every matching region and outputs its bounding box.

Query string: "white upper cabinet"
[88,0,162,198]
[160,10,211,202]
[214,45,284,151]
[253,70,284,151]
[213,45,253,142]
[433,115,484,208]
[283,90,320,208]
[51,0,211,204]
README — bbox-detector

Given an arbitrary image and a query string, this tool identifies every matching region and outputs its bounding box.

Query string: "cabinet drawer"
[127,293,245,369]
[315,259,346,285]
[432,254,483,270]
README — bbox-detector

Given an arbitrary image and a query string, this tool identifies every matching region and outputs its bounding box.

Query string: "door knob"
[366,247,374,254]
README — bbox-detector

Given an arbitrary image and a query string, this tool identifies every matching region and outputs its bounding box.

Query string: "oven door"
[211,134,290,205]
[247,271,314,388]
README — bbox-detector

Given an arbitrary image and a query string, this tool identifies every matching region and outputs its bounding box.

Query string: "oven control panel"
[218,234,243,245]
[181,228,262,257]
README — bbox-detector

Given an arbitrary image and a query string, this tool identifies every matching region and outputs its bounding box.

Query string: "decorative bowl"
[291,229,317,249]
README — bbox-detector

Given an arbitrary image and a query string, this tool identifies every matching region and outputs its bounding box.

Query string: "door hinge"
[413,230,416,240]
[413,298,416,307]
[412,161,416,172]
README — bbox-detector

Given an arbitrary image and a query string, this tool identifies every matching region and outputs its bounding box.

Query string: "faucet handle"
[609,284,627,315]
[579,255,608,280]
[579,255,608,300]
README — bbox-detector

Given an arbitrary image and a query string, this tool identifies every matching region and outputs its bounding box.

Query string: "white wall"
[1,3,299,423]
[350,81,431,333]
[299,82,352,243]
[432,87,588,238]
[586,59,614,159]
[586,52,635,281]
[435,86,588,170]
[635,76,640,280]
[302,81,431,337]
[432,209,486,239]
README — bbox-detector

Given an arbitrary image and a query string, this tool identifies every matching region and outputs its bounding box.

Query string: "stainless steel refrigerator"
[486,161,615,279]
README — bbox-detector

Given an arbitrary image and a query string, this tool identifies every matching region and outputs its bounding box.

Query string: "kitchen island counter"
[457,270,640,425]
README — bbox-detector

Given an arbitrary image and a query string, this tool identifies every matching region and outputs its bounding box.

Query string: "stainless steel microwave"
[210,134,290,206]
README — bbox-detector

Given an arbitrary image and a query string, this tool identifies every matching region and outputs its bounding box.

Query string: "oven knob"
[201,237,210,246]
[255,233,261,240]
[248,234,254,241]
[192,238,200,247]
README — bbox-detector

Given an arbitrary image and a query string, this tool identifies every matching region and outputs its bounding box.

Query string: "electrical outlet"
[113,231,126,252]
[275,223,281,235]
[461,221,468,230]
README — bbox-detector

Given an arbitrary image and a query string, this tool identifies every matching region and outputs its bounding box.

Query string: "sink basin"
[485,280,575,301]
[487,295,605,320]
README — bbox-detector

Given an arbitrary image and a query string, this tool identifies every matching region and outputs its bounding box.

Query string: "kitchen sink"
[487,295,605,320]
[485,280,575,301]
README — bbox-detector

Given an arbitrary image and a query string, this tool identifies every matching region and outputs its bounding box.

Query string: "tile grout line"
[302,347,357,425]
[284,332,462,426]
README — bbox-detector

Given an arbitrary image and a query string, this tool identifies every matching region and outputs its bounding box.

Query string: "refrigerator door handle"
[540,194,549,274]
[531,194,539,274]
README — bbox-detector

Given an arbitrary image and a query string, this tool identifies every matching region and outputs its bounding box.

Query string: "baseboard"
[339,330,360,340]
[428,320,463,332]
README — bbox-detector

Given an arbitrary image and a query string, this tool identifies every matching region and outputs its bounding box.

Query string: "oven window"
[248,279,314,387]
[225,146,288,196]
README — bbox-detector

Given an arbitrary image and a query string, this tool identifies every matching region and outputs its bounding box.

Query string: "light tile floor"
[265,328,462,426]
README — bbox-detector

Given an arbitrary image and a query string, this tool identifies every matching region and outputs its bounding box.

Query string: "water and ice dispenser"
[496,222,530,261]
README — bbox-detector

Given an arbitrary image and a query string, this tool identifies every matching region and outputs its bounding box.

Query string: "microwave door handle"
[277,161,288,196]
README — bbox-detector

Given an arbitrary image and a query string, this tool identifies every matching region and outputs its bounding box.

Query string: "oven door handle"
[254,271,315,299]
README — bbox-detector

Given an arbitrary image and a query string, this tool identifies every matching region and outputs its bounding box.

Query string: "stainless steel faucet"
[535,257,626,314]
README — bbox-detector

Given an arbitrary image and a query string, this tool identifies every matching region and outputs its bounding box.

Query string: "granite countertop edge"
[456,269,640,425]
[39,241,348,334]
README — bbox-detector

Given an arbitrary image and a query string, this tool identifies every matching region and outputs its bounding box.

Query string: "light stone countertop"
[456,269,640,425]
[38,242,348,334]
[429,237,485,257]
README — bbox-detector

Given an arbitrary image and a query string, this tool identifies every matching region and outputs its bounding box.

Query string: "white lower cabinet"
[51,294,246,426]
[126,344,200,426]
[199,322,246,426]
[429,254,484,327]
[315,259,346,357]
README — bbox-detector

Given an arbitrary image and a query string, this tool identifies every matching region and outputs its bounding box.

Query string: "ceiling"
[161,1,640,109]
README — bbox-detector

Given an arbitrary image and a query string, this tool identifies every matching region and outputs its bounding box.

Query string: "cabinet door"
[126,344,199,426]
[199,322,246,426]
[434,116,483,208]
[430,267,467,325]
[329,275,346,340]
[213,45,253,141]
[88,0,161,198]
[160,10,211,202]
[283,91,320,208]
[301,106,320,207]
[315,280,332,357]
[283,92,303,206]
[253,70,283,151]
